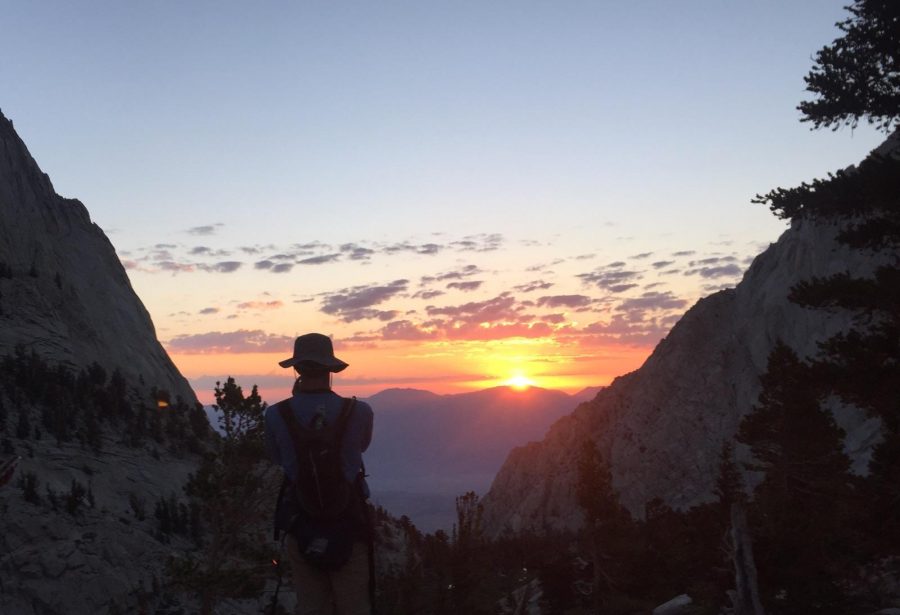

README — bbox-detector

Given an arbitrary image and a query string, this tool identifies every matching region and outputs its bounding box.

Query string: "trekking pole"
[269,534,287,615]
[268,556,283,615]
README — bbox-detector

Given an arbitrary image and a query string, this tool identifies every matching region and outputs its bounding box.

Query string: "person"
[265,333,375,615]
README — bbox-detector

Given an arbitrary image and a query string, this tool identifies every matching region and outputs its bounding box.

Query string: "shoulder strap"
[334,396,357,445]
[277,396,356,448]
[277,400,307,448]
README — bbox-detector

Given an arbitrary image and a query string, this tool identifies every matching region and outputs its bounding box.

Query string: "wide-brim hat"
[278,333,349,372]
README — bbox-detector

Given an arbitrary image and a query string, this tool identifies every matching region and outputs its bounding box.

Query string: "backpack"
[278,396,358,520]
[277,396,367,570]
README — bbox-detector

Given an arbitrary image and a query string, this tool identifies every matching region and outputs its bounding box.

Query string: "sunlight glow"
[505,373,534,391]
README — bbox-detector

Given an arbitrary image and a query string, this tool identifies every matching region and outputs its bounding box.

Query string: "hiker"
[265,333,375,615]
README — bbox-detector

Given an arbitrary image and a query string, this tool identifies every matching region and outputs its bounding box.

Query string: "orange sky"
[170,336,655,404]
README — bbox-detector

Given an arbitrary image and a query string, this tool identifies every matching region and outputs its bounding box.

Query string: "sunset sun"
[506,374,535,391]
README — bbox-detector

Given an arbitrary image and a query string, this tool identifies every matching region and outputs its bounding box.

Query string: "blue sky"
[0,1,888,400]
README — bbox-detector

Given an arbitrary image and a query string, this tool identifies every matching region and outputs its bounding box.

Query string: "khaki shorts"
[286,536,372,615]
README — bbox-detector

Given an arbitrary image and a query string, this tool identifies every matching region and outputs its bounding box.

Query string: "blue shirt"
[265,391,373,498]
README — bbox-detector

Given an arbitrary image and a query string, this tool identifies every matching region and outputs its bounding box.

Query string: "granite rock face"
[0,111,206,613]
[482,148,895,535]
[0,110,194,404]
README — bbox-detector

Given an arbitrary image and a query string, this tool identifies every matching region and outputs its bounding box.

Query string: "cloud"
[630,252,653,259]
[255,260,274,270]
[321,280,408,322]
[577,267,642,293]
[412,289,445,300]
[526,258,565,273]
[451,233,503,252]
[426,293,520,322]
[514,280,554,293]
[381,320,439,341]
[684,264,743,278]
[536,295,593,309]
[166,329,293,354]
[447,281,483,292]
[199,261,243,273]
[199,307,220,315]
[272,263,294,273]
[187,223,223,236]
[421,265,482,285]
[444,321,553,341]
[383,241,444,256]
[651,260,675,269]
[190,246,231,257]
[157,261,196,273]
[574,314,671,346]
[688,256,737,267]
[298,254,341,265]
[236,300,284,311]
[617,291,687,312]
[672,250,696,257]
[340,243,376,261]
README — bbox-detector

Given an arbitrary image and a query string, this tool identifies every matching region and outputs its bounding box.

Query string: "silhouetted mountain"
[482,136,898,536]
[0,110,194,403]
[569,385,604,406]
[0,111,206,614]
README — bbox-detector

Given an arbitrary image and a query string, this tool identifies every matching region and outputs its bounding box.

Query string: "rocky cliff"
[482,143,895,535]
[0,110,208,614]
[0,110,194,404]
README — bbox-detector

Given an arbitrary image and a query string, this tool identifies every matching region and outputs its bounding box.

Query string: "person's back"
[265,333,374,615]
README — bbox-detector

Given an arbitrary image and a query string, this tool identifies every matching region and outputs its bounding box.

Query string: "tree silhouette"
[737,343,862,612]
[172,377,277,615]
[799,0,900,132]
[575,439,634,610]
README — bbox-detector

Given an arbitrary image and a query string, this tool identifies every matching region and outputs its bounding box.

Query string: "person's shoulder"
[350,397,373,417]
[265,397,291,420]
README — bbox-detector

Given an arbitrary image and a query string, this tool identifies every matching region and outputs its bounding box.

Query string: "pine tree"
[449,491,490,614]
[173,377,276,615]
[798,0,900,132]
[753,0,900,569]
[737,343,861,612]
[575,439,633,609]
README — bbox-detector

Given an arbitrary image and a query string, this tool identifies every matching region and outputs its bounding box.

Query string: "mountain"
[0,111,209,614]
[481,142,896,535]
[362,386,590,531]
[0,110,194,404]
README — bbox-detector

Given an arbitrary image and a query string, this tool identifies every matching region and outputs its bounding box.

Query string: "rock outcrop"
[0,110,204,613]
[482,144,894,535]
[0,110,194,403]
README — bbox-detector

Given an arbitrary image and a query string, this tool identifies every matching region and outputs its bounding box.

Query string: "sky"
[0,1,887,404]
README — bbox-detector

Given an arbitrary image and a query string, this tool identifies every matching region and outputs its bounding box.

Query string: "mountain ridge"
[0,109,195,404]
[481,142,895,534]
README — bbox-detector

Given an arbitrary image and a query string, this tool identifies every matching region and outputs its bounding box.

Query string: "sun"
[505,373,535,391]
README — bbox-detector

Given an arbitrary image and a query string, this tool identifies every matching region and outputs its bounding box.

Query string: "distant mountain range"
[362,385,601,531]
[206,384,602,532]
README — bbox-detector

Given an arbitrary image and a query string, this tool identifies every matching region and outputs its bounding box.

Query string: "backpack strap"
[334,396,357,446]
[277,396,357,470]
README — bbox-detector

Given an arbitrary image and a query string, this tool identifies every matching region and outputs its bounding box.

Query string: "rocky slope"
[0,110,194,404]
[0,110,207,613]
[482,143,895,535]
